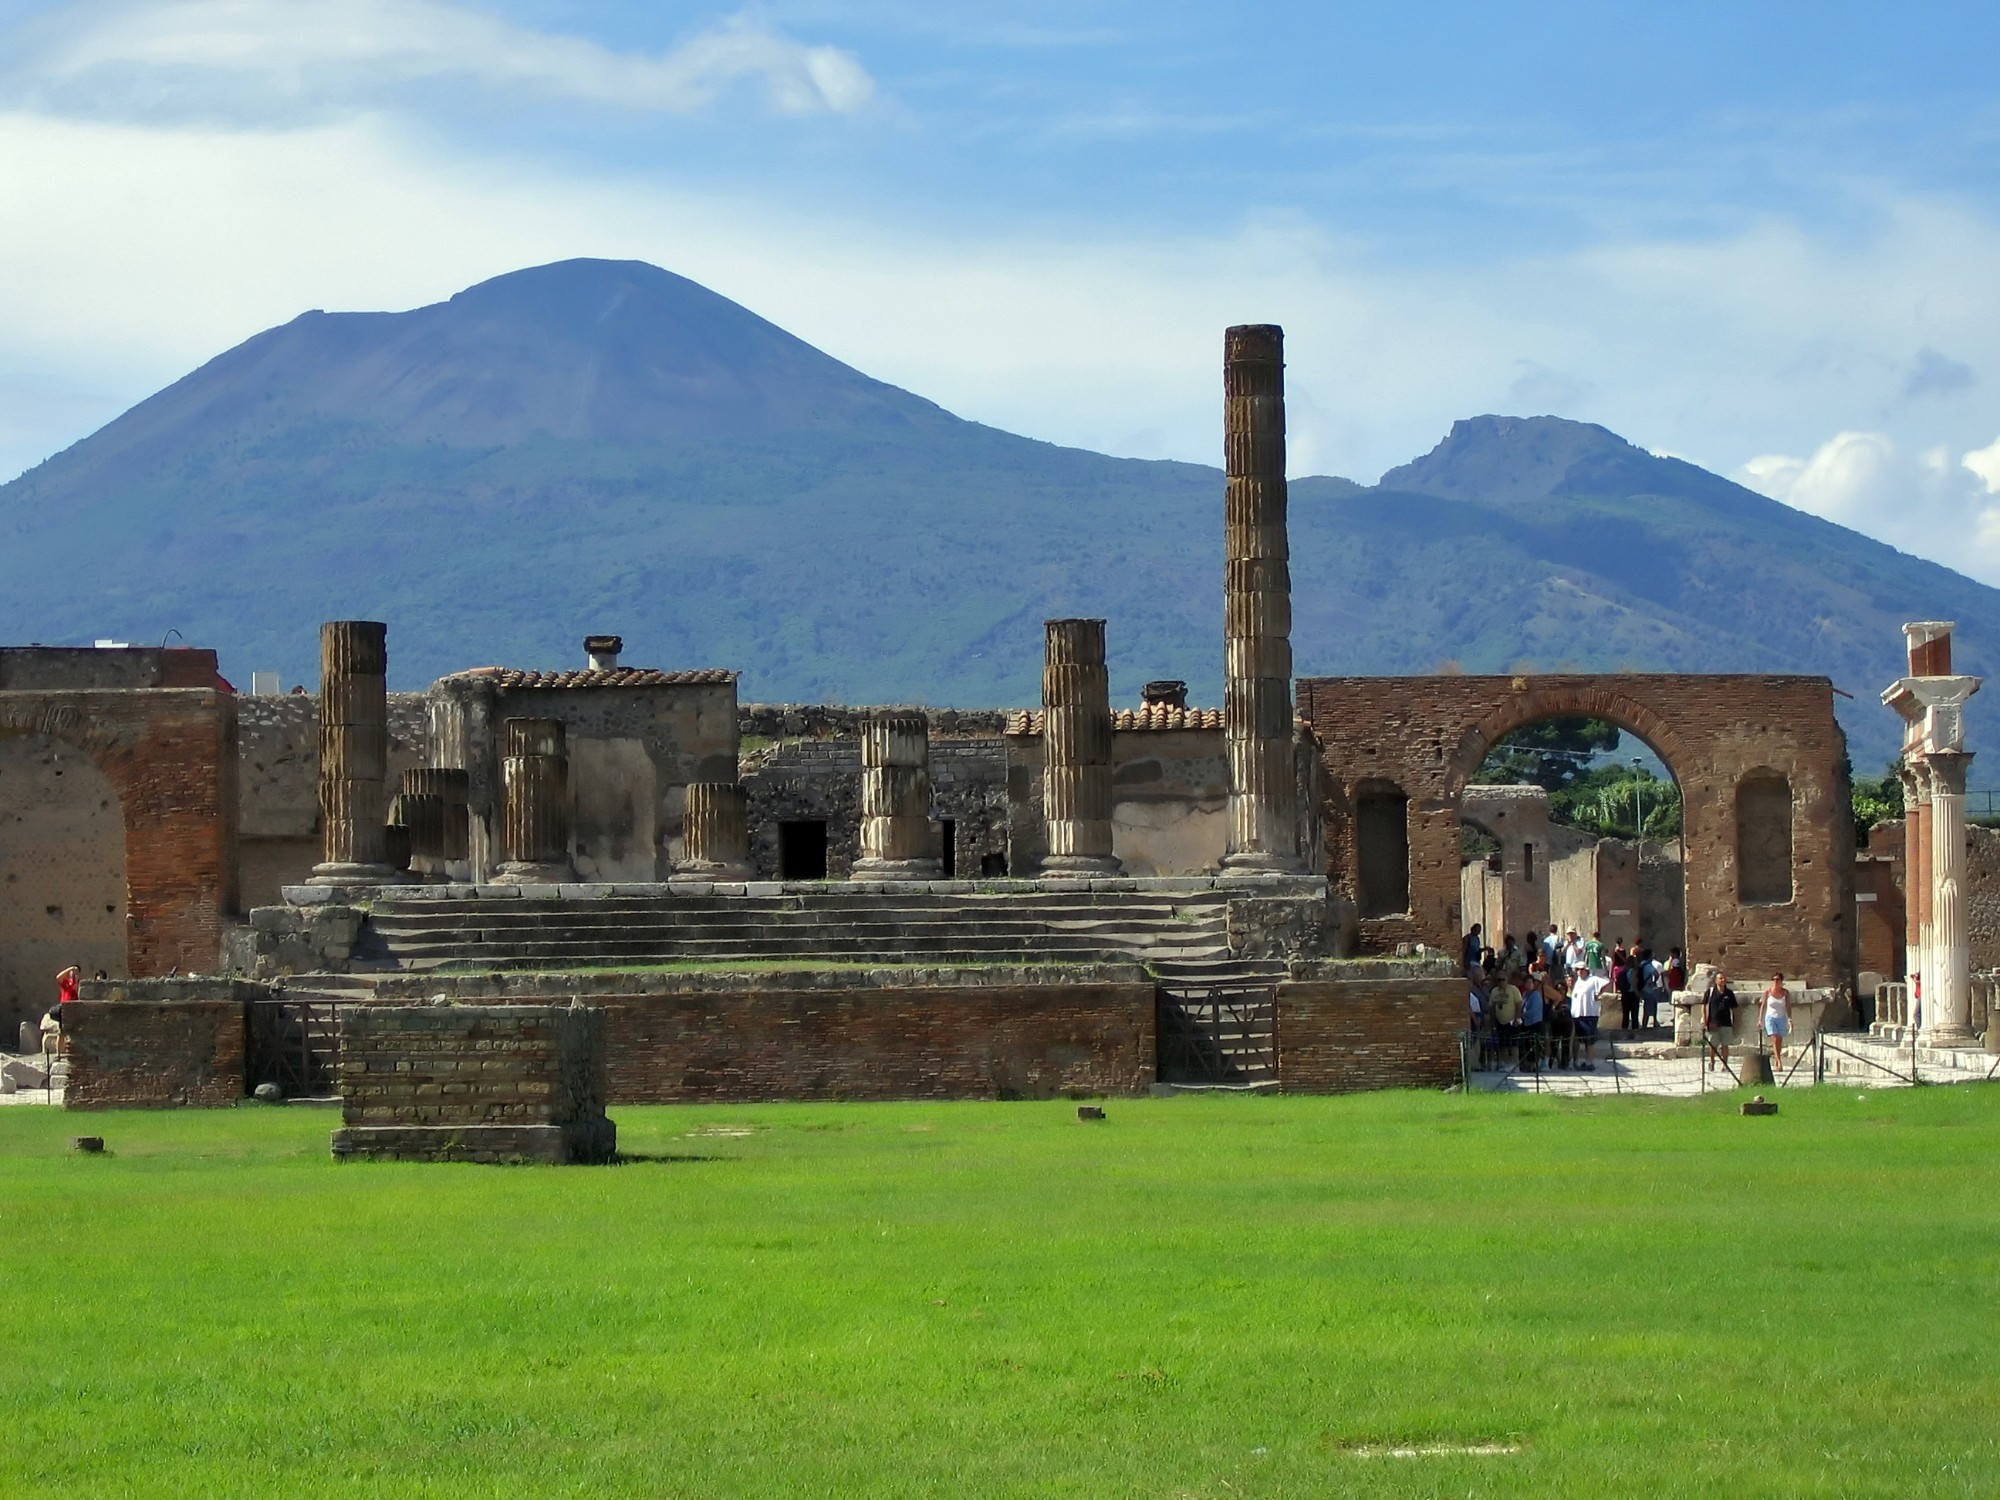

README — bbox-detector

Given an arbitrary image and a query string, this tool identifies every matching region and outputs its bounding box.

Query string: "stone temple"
[4,322,1966,1121]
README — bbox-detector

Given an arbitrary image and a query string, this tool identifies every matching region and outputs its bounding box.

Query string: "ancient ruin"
[15,315,1972,1116]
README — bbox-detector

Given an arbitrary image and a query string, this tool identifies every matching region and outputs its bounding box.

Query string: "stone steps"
[358,887,1245,977]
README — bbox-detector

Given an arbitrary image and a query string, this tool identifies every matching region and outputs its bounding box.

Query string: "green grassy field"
[3,1086,1997,1497]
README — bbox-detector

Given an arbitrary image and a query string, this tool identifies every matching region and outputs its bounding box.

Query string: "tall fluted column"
[1926,750,1973,1042]
[1042,618,1121,878]
[311,620,399,884]
[1221,324,1303,874]
[675,783,752,881]
[853,713,941,880]
[494,718,574,884]
[1912,766,1933,1026]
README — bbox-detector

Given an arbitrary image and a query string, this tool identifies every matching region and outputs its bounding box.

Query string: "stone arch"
[0,733,127,1031]
[1447,685,1695,799]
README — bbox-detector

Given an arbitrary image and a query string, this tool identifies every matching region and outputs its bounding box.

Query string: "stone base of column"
[308,862,406,886]
[1218,850,1304,878]
[850,857,942,881]
[671,860,753,882]
[491,859,575,886]
[1922,1022,1975,1046]
[1040,853,1122,880]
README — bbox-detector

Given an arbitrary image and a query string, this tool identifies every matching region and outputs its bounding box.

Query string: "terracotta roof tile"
[441,666,737,689]
[1005,706,1225,735]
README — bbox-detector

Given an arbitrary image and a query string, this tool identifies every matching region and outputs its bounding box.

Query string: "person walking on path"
[1762,973,1793,1069]
[1701,971,1739,1071]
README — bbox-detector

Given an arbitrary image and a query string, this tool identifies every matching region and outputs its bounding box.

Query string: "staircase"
[355,887,1288,981]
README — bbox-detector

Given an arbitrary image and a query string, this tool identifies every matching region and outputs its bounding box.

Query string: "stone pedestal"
[1220,325,1303,875]
[675,782,753,881]
[493,718,575,884]
[310,620,401,884]
[1041,618,1121,878]
[853,712,941,879]
[1925,750,1973,1042]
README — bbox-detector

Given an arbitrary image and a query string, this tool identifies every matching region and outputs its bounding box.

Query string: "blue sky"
[4,1,2000,578]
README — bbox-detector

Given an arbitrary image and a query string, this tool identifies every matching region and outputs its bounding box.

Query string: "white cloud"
[1738,430,2000,580]
[1964,435,2000,494]
[1,0,874,121]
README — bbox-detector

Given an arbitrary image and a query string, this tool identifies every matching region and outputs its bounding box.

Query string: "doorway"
[778,820,828,879]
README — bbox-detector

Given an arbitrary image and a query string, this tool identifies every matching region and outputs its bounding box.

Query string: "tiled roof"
[440,666,738,689]
[1005,706,1226,735]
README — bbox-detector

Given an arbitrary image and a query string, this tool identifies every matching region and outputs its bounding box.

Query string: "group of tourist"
[1462,922,1685,1072]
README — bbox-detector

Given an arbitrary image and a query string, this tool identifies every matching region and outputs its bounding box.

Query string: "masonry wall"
[1300,674,1854,987]
[429,678,737,883]
[1275,976,1464,1092]
[62,991,248,1108]
[0,689,238,993]
[337,1004,607,1126]
[370,971,1156,1102]
[741,735,1009,879]
[234,693,429,904]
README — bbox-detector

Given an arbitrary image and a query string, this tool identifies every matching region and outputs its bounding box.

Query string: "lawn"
[3,1085,1997,1497]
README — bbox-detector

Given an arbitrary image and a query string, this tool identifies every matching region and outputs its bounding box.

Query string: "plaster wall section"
[1300,674,1854,987]
[1006,719,1236,877]
[428,674,737,883]
[0,735,124,1032]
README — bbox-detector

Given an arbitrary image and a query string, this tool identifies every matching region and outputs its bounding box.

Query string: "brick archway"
[1296,674,1855,988]
[0,691,237,981]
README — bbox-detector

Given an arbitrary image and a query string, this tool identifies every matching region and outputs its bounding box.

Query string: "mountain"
[0,257,1990,773]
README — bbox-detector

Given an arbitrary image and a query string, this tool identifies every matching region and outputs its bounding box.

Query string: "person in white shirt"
[1562,930,1588,978]
[1569,968,1608,1069]
[1761,972,1793,1068]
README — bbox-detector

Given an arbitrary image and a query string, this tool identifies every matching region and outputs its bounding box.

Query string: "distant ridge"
[1,256,1993,770]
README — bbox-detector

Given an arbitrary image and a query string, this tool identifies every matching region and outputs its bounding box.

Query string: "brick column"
[494,719,574,884]
[311,620,400,884]
[1041,618,1121,878]
[675,782,753,881]
[1925,750,1973,1042]
[1221,324,1303,875]
[853,712,941,880]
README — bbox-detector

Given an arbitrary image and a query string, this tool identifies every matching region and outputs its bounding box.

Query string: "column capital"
[1928,749,1973,797]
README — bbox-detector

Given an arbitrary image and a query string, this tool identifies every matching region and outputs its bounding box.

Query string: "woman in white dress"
[1762,973,1792,1068]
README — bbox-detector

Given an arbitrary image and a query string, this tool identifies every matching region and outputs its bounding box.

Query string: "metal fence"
[1157,983,1276,1087]
[244,999,346,1097]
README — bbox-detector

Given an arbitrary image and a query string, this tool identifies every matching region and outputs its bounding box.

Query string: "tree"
[1851,761,1904,848]
[1470,717,1620,792]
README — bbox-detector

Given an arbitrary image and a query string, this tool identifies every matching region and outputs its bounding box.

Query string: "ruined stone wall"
[1854,850,1904,982]
[740,737,1008,879]
[1275,975,1463,1092]
[61,985,251,1108]
[1966,824,2000,975]
[429,678,736,883]
[234,693,429,904]
[332,1003,614,1163]
[740,704,1007,743]
[369,968,1155,1102]
[1300,674,1854,987]
[0,689,237,1002]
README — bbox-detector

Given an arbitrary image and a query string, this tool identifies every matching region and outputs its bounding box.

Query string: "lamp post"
[1631,757,1645,843]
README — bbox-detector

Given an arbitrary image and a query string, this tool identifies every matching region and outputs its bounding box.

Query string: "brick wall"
[62,993,246,1108]
[1298,674,1854,987]
[369,970,1156,1102]
[1275,976,1464,1092]
[0,688,238,984]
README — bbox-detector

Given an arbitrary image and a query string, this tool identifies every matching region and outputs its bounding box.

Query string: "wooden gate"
[245,999,345,1097]
[1156,983,1277,1086]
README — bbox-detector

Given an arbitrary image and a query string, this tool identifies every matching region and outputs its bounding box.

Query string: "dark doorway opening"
[778,820,828,879]
[980,852,1009,877]
[939,819,957,878]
